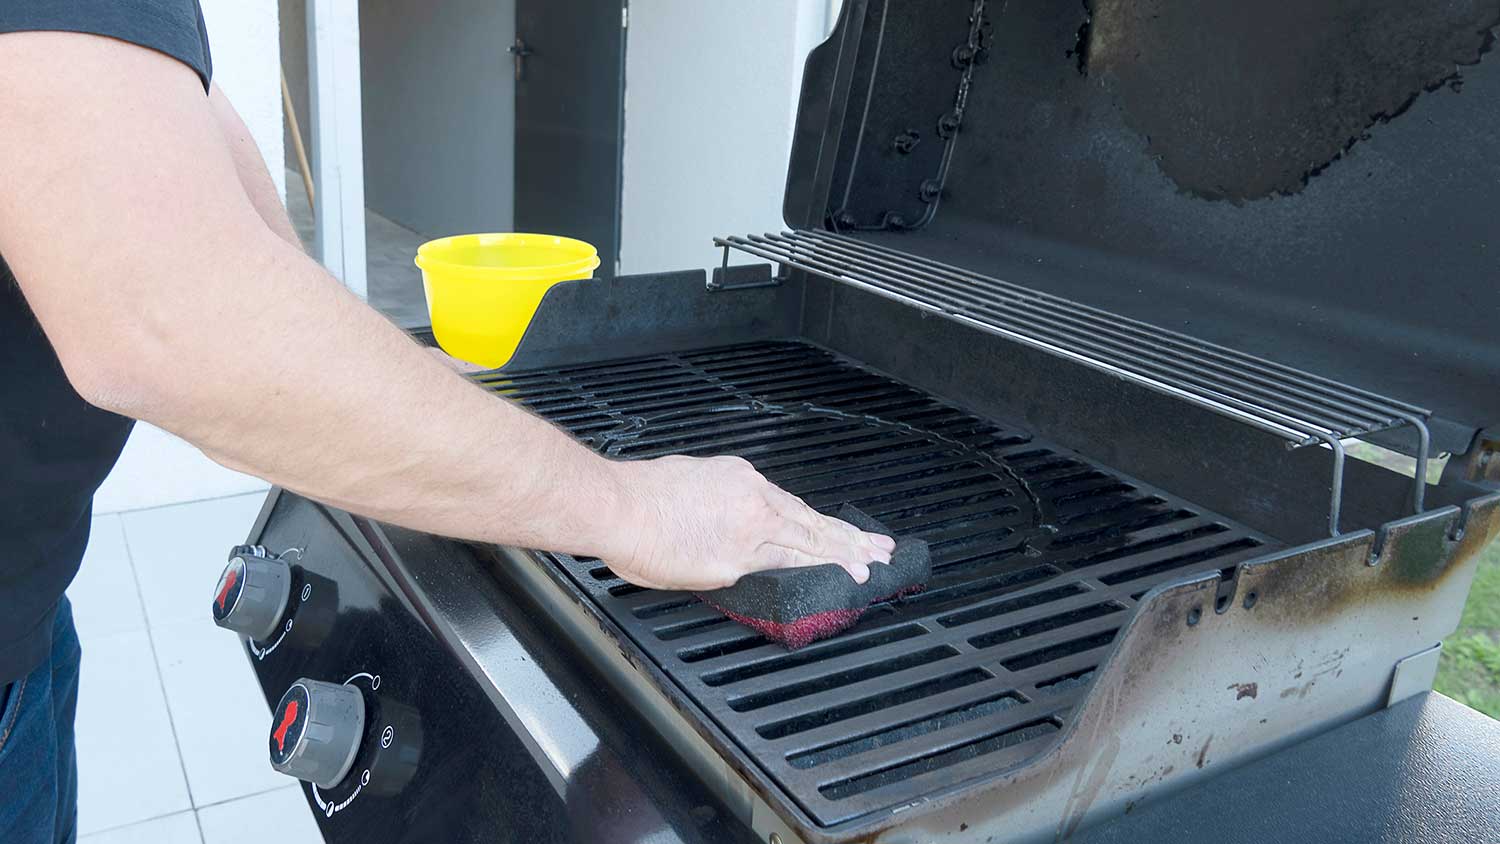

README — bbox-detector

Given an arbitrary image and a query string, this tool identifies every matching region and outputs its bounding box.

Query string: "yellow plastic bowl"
[414,233,600,369]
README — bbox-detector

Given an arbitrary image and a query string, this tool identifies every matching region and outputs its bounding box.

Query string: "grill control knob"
[210,552,291,641]
[269,679,366,789]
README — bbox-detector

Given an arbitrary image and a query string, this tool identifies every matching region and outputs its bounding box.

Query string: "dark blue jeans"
[0,598,80,844]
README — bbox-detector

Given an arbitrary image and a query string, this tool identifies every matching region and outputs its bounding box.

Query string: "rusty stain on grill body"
[1194,735,1214,769]
[1248,501,1500,631]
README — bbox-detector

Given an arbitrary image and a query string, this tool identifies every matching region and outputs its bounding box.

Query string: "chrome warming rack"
[713,229,1432,536]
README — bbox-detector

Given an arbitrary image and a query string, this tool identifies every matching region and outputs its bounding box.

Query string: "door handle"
[508,36,534,82]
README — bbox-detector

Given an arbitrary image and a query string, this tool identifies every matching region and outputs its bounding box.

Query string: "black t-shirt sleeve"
[0,0,213,92]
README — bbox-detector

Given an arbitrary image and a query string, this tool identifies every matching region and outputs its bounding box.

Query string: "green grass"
[1435,538,1500,719]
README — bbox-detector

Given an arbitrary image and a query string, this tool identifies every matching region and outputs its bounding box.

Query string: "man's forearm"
[190,87,616,546]
[169,233,635,556]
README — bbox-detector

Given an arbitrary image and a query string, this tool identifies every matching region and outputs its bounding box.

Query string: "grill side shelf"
[713,230,1434,536]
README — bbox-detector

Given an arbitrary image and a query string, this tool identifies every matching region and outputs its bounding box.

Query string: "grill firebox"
[480,340,1276,828]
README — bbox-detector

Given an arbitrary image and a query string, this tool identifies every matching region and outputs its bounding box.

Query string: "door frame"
[303,0,368,298]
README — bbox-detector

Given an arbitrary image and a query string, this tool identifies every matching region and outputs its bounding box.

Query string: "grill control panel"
[233,492,565,841]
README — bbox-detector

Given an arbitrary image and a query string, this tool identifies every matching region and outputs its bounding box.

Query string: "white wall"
[200,0,286,202]
[618,1,832,275]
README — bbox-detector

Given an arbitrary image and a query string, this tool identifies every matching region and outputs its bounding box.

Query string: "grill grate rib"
[481,341,1276,829]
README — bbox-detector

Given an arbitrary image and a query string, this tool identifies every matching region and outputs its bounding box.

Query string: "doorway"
[279,0,626,327]
[514,0,627,276]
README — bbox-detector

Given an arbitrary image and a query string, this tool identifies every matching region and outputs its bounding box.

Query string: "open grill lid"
[780,0,1500,455]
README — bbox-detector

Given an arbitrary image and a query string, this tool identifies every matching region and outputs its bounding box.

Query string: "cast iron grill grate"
[478,341,1275,828]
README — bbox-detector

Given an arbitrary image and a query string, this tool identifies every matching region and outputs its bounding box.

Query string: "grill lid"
[781,0,1500,450]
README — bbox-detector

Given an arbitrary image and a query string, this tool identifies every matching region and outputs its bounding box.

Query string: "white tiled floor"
[68,424,323,843]
[125,495,271,631]
[80,811,202,844]
[94,424,271,515]
[196,787,327,844]
[74,631,191,833]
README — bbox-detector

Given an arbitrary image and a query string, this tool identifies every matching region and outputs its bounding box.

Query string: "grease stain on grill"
[1035,667,1095,694]
[490,341,1276,825]
[1049,508,1193,549]
[633,597,699,620]
[969,601,1127,650]
[654,615,731,641]
[896,564,1061,617]
[1063,0,1092,75]
[726,646,961,713]
[787,691,1026,770]
[1002,628,1122,672]
[1087,0,1500,200]
[1071,524,1232,570]
[758,668,995,741]
[678,633,768,664]
[819,718,1062,800]
[701,625,928,688]
[1097,538,1262,585]
[937,584,1089,628]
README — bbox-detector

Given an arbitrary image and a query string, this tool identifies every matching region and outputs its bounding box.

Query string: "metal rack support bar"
[811,231,1430,417]
[793,233,1408,430]
[711,230,1438,535]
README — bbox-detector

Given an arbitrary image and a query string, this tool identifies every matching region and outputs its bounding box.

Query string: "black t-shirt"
[0,1,213,683]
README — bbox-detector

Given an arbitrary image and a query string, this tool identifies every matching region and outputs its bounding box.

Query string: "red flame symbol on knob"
[215,565,239,612]
[273,700,299,752]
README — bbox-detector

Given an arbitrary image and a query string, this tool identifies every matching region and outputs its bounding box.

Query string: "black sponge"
[698,505,930,649]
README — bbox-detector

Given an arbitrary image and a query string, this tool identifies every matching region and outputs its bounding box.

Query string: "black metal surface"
[478,341,1276,829]
[784,0,1500,447]
[244,491,758,844]
[1073,693,1500,844]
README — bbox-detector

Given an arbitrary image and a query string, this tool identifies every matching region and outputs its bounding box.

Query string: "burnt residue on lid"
[1083,0,1500,201]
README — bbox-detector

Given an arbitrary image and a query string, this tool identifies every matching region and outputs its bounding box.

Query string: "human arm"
[206,82,302,247]
[0,32,891,589]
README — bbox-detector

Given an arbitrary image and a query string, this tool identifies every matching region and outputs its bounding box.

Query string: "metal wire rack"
[713,229,1432,535]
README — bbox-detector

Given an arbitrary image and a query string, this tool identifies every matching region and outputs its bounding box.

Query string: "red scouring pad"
[698,505,930,649]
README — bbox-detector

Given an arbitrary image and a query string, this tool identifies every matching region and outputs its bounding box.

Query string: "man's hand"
[603,456,895,590]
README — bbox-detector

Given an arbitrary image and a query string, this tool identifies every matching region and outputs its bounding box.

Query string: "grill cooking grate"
[479,341,1275,828]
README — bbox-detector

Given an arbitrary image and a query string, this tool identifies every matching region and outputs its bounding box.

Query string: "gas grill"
[485,341,1275,828]
[219,1,1500,842]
